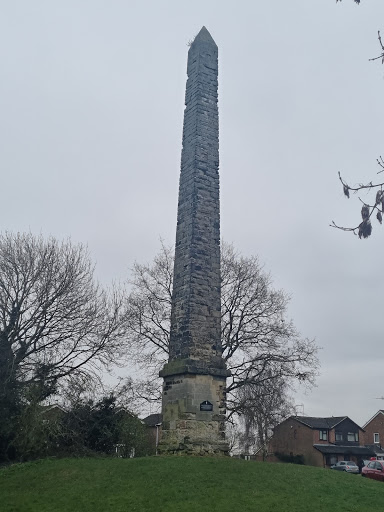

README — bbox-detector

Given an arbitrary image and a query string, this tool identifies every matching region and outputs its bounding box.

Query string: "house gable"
[269,417,323,466]
[363,410,384,429]
[362,410,384,447]
[331,417,363,446]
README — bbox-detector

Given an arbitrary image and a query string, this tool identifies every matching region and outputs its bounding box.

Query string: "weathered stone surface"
[170,26,221,366]
[158,373,227,456]
[159,26,229,456]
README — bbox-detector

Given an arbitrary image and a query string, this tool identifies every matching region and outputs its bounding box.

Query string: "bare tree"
[0,232,128,404]
[236,376,294,459]
[126,240,172,403]
[220,244,317,419]
[126,242,319,420]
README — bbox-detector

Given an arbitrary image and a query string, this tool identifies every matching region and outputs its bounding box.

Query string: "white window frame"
[335,432,343,442]
[319,430,327,441]
[374,432,380,444]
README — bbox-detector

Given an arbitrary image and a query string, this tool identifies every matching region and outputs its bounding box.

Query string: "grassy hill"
[1,456,383,512]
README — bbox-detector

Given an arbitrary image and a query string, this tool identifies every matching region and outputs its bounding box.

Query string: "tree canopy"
[0,232,128,392]
[0,231,129,460]
[126,242,319,421]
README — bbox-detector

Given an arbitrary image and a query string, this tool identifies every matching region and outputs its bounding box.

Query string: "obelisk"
[159,27,229,455]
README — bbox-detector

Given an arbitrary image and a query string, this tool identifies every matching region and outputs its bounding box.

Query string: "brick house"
[362,410,384,459]
[268,416,375,467]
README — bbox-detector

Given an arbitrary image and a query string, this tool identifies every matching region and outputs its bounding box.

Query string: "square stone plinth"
[158,372,229,456]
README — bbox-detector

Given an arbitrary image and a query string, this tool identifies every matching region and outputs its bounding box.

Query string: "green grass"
[1,457,384,512]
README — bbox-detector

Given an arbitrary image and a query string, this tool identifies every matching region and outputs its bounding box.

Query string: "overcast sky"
[2,0,384,426]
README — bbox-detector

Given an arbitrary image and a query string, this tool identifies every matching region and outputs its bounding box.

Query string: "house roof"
[364,444,384,456]
[142,413,162,427]
[293,416,349,429]
[314,444,376,456]
[363,410,384,429]
[40,404,67,415]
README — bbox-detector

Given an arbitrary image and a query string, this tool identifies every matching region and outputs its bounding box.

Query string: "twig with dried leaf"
[331,160,384,238]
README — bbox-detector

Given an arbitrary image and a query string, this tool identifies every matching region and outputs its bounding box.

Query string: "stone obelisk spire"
[159,27,229,455]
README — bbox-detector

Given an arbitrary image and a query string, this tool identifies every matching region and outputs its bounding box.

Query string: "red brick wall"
[268,418,324,467]
[362,413,384,446]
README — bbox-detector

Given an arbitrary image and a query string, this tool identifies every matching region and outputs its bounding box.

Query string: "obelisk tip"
[191,26,217,47]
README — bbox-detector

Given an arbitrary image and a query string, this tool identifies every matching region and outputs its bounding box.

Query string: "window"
[374,433,380,444]
[335,432,343,441]
[319,430,327,441]
[347,432,358,442]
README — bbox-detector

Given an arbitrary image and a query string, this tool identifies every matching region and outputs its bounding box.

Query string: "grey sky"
[1,0,384,426]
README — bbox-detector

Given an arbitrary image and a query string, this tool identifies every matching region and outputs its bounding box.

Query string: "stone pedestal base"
[158,361,229,455]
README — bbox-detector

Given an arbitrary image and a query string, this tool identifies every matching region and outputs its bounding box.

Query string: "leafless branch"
[332,160,384,238]
[125,241,319,421]
[369,31,384,63]
[0,232,130,404]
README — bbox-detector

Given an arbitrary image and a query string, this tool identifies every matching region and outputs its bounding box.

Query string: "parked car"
[361,460,384,481]
[330,461,359,474]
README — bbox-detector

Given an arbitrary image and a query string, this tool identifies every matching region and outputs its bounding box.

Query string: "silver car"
[330,461,359,473]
